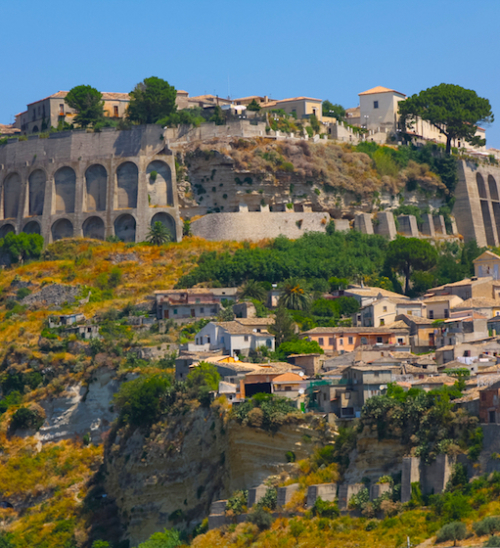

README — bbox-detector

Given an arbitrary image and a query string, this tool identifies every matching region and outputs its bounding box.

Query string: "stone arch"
[151,212,176,241]
[477,173,488,199]
[0,224,15,238]
[146,160,173,206]
[85,164,107,212]
[28,169,46,216]
[82,216,105,240]
[114,214,136,242]
[32,125,39,133]
[489,175,499,201]
[54,167,76,214]
[22,221,41,235]
[3,172,21,219]
[51,218,74,241]
[116,162,138,208]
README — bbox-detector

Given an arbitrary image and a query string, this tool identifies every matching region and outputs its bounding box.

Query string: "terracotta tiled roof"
[359,86,406,97]
[277,96,323,103]
[454,298,499,309]
[303,327,403,335]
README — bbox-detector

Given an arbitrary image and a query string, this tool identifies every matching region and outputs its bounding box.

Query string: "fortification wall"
[455,160,500,246]
[191,209,330,241]
[0,126,182,244]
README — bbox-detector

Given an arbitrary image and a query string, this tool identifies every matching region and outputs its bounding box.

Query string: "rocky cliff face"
[104,407,314,546]
[175,138,447,220]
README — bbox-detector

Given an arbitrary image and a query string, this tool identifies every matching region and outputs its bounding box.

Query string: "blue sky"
[2,0,499,147]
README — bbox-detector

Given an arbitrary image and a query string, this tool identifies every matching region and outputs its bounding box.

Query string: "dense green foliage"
[137,528,182,548]
[360,383,480,463]
[65,85,104,128]
[400,83,494,154]
[279,339,323,355]
[232,393,300,433]
[322,100,346,121]
[0,232,44,264]
[127,76,177,124]
[436,521,466,544]
[10,406,44,431]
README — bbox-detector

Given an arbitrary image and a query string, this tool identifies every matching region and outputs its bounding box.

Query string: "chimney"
[264,96,269,104]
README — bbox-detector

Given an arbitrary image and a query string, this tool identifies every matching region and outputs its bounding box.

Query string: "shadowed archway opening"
[0,224,15,238]
[114,214,136,242]
[82,216,105,240]
[151,212,176,241]
[51,218,74,241]
[22,221,41,235]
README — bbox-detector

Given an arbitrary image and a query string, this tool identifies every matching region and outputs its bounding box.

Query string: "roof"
[359,86,406,97]
[26,90,130,106]
[413,355,436,365]
[397,314,434,325]
[345,287,408,300]
[0,124,20,136]
[351,365,399,372]
[412,375,456,386]
[454,297,499,309]
[345,107,360,117]
[272,372,305,383]
[385,320,410,330]
[276,96,323,104]
[154,287,235,295]
[473,250,500,263]
[302,326,404,335]
[424,295,463,303]
[235,318,274,326]
[216,321,271,335]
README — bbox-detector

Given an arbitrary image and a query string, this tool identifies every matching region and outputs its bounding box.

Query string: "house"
[474,251,500,280]
[271,372,308,399]
[287,353,323,376]
[435,339,500,365]
[452,298,500,319]
[301,326,409,354]
[434,314,489,348]
[423,295,464,320]
[0,124,20,137]
[358,86,407,136]
[48,313,85,328]
[411,375,456,392]
[479,380,500,423]
[15,91,131,134]
[396,314,436,352]
[355,297,425,327]
[66,323,100,340]
[242,364,304,398]
[334,285,408,309]
[488,316,500,335]
[262,97,323,122]
[425,276,497,301]
[174,350,224,380]
[176,354,257,382]
[190,320,275,356]
[154,288,237,320]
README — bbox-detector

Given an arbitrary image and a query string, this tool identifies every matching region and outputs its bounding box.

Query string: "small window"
[397,338,404,344]
[361,337,367,345]
[173,309,178,314]
[285,386,292,391]
[345,392,351,400]
[323,393,327,401]
[339,338,343,346]
[329,337,334,345]
[348,336,353,344]
[383,306,387,312]
[318,337,324,345]
[200,307,204,313]
[244,335,249,342]
[114,105,119,117]
[207,336,210,344]
[380,319,385,326]
[373,100,379,109]
[196,299,200,304]
[464,350,471,357]
[377,336,383,343]
[444,308,449,318]
[429,310,434,319]
[59,104,64,116]
[374,372,380,377]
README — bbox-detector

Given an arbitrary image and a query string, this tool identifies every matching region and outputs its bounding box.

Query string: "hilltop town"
[1,78,500,548]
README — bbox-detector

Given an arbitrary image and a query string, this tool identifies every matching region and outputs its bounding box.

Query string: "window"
[173,309,178,315]
[196,299,200,304]
[373,100,379,109]
[348,336,353,344]
[408,310,413,315]
[383,306,387,312]
[244,336,249,342]
[207,336,211,344]
[323,393,327,401]
[285,386,292,391]
[318,337,324,345]
[200,307,204,313]
[397,338,404,344]
[339,338,343,346]
[114,105,119,117]
[374,372,380,377]
[464,350,471,357]
[59,104,64,116]
[429,310,434,319]
[361,337,367,345]
[380,319,385,326]
[345,392,351,400]
[377,336,383,343]
[444,308,449,318]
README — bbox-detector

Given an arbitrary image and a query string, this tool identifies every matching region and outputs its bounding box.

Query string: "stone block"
[354,213,374,234]
[248,485,268,507]
[375,211,397,240]
[398,215,419,237]
[277,483,299,507]
[433,215,446,235]
[421,213,435,237]
[338,483,364,510]
[210,500,228,515]
[307,483,337,507]
[401,456,420,503]
[450,218,458,235]
[208,514,227,530]
[370,483,391,500]
[421,454,452,496]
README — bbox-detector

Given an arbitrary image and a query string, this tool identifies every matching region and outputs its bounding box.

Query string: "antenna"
[228,75,230,100]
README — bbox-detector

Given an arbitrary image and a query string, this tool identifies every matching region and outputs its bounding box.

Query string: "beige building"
[474,251,500,280]
[424,295,464,320]
[261,96,323,122]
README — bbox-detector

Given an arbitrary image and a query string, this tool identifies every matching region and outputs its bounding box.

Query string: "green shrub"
[312,497,340,518]
[232,393,299,433]
[16,287,31,300]
[137,528,181,548]
[257,487,277,510]
[436,521,466,544]
[247,506,273,530]
[474,517,500,537]
[226,490,248,515]
[10,406,44,431]
[0,232,43,264]
[484,535,500,547]
[348,487,370,510]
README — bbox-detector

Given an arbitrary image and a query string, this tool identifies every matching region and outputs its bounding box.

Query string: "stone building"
[0,125,182,244]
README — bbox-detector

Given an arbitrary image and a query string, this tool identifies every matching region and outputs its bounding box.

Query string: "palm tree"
[278,279,310,310]
[239,280,267,302]
[147,222,171,246]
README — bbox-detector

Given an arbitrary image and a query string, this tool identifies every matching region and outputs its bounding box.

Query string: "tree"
[385,237,438,295]
[399,84,494,154]
[322,100,346,121]
[279,279,311,310]
[127,76,177,124]
[436,522,466,546]
[137,529,182,548]
[239,280,267,302]
[247,99,262,112]
[147,222,171,246]
[186,362,220,391]
[210,105,225,125]
[269,305,295,346]
[279,339,323,355]
[0,232,43,264]
[65,85,104,128]
[309,113,320,134]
